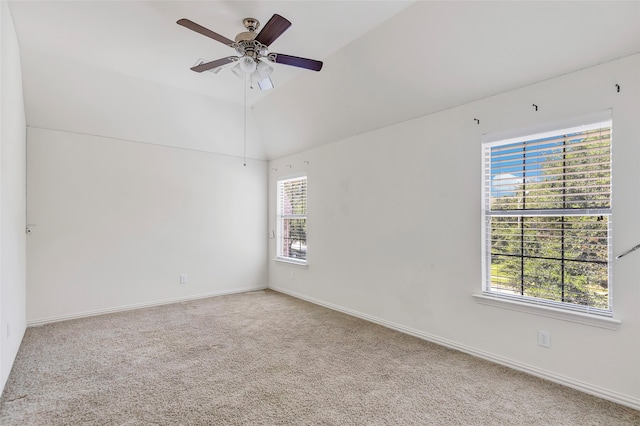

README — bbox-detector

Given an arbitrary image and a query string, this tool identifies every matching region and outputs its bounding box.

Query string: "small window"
[482,117,612,315]
[277,176,307,263]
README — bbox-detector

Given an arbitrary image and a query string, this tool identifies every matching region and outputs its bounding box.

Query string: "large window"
[277,176,307,263]
[482,117,612,315]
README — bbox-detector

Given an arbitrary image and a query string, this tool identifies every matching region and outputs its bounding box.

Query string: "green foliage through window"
[484,119,612,314]
[277,177,307,261]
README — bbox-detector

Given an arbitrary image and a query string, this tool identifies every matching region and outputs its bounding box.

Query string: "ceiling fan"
[177,14,323,90]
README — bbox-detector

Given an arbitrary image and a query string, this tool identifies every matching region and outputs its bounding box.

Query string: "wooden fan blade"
[271,53,323,71]
[255,14,291,46]
[191,57,234,73]
[177,19,234,46]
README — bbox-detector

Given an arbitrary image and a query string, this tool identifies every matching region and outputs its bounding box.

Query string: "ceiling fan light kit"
[230,62,244,79]
[239,56,257,73]
[256,61,273,79]
[177,13,323,90]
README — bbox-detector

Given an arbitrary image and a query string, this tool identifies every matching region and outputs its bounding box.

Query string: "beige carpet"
[1,290,638,425]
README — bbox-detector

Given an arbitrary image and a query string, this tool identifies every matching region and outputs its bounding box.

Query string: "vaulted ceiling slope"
[8,1,640,161]
[8,0,411,160]
[254,1,640,159]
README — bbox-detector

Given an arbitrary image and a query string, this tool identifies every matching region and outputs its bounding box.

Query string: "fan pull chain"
[243,74,247,167]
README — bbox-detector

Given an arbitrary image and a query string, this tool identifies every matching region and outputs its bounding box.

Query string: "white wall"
[27,127,267,324]
[269,54,640,408]
[0,0,27,391]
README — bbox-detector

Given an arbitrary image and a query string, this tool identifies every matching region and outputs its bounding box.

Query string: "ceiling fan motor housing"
[235,17,259,43]
[234,40,266,59]
[235,32,257,42]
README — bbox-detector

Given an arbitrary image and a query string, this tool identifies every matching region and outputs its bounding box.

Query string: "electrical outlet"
[180,274,188,284]
[538,330,551,348]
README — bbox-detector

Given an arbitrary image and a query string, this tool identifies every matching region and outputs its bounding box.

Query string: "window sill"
[273,257,308,268]
[472,294,621,330]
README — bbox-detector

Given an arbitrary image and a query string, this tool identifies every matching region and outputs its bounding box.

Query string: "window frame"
[481,112,613,318]
[276,174,308,265]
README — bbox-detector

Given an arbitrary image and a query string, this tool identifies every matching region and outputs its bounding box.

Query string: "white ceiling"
[8,1,640,160]
[9,0,412,105]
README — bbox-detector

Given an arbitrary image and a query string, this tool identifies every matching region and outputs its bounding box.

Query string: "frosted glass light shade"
[239,57,257,73]
[231,63,243,79]
[256,60,274,79]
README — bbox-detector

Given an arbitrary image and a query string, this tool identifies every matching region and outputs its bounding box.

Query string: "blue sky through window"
[490,133,584,197]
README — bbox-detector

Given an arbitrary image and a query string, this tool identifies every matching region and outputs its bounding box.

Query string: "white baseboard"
[270,285,640,411]
[27,286,267,327]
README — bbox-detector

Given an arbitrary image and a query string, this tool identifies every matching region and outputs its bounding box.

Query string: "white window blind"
[483,119,612,315]
[277,176,307,262]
